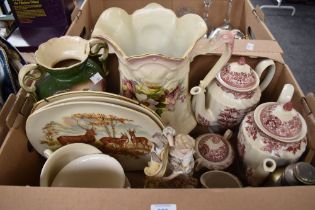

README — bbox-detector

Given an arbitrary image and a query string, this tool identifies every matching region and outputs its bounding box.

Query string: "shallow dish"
[32,93,164,129]
[51,153,125,188]
[40,143,102,187]
[27,101,163,170]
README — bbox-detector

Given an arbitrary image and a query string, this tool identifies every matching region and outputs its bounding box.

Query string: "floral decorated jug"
[91,3,233,134]
[190,57,275,132]
[237,84,308,185]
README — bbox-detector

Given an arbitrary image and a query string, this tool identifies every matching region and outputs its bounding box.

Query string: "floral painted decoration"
[122,78,186,115]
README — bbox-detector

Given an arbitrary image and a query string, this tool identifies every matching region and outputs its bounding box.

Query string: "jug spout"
[190,86,214,127]
[247,158,277,187]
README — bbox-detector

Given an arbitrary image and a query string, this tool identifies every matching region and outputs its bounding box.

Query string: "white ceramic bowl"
[51,153,125,188]
[40,143,102,187]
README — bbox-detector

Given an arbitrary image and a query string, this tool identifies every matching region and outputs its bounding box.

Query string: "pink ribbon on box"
[218,30,235,51]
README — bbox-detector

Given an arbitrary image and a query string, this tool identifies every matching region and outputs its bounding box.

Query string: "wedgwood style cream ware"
[237,84,308,186]
[191,56,275,132]
[51,154,126,188]
[40,143,127,188]
[26,100,164,171]
[18,36,108,99]
[40,143,102,187]
[31,91,165,125]
[91,3,234,134]
[30,91,164,129]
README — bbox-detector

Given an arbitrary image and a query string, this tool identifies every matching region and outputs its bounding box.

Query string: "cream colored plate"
[27,100,163,171]
[33,95,164,129]
[32,91,164,128]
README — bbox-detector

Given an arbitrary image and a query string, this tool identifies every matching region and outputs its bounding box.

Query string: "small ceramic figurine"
[144,130,171,178]
[144,127,197,188]
[237,84,308,186]
[163,134,196,181]
[191,57,275,132]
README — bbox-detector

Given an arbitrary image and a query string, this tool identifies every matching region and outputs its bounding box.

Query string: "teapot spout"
[190,86,214,127]
[247,158,277,187]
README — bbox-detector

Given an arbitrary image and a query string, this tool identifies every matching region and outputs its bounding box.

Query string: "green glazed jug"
[18,36,108,99]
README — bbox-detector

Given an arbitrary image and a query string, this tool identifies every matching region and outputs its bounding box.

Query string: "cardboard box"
[1,54,315,209]
[1,0,315,209]
[66,0,275,41]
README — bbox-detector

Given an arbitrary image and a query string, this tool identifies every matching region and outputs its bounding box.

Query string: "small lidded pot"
[195,129,234,171]
[238,84,308,173]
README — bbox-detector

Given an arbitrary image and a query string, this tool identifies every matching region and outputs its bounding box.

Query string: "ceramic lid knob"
[257,102,306,141]
[217,57,259,91]
[238,57,246,65]
[283,102,293,111]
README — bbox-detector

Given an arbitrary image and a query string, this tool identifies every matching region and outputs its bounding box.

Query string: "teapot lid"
[217,57,259,92]
[254,102,307,142]
[196,134,231,163]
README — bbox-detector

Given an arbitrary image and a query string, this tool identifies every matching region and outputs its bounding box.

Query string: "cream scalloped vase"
[91,3,233,134]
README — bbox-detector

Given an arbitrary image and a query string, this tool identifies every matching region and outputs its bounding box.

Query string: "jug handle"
[277,83,295,104]
[199,31,234,89]
[89,38,109,75]
[255,59,276,92]
[18,64,44,93]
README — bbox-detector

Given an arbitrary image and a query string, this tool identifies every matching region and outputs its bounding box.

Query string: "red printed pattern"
[260,104,302,138]
[237,132,246,158]
[217,81,256,99]
[197,114,210,126]
[244,113,305,157]
[198,136,229,162]
[220,65,256,89]
[218,107,242,128]
[217,106,254,129]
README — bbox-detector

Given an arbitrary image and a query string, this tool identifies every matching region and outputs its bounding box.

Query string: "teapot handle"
[255,59,276,92]
[198,31,234,89]
[277,83,295,104]
[195,157,204,171]
[223,129,233,141]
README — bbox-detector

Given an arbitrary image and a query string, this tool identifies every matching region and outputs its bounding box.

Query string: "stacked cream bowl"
[40,143,128,188]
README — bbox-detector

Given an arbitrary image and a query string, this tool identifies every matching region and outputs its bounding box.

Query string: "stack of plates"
[27,91,165,171]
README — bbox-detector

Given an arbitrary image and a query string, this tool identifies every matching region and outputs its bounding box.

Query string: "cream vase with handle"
[190,57,275,132]
[90,3,233,134]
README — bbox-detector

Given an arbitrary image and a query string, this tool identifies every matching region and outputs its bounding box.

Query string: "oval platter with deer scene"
[31,94,164,129]
[26,101,164,171]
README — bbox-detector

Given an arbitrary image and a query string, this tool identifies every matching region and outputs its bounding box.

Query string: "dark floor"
[251,0,315,94]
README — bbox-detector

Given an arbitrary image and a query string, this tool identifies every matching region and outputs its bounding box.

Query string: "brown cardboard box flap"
[0,186,315,210]
[213,39,284,63]
[0,95,15,146]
